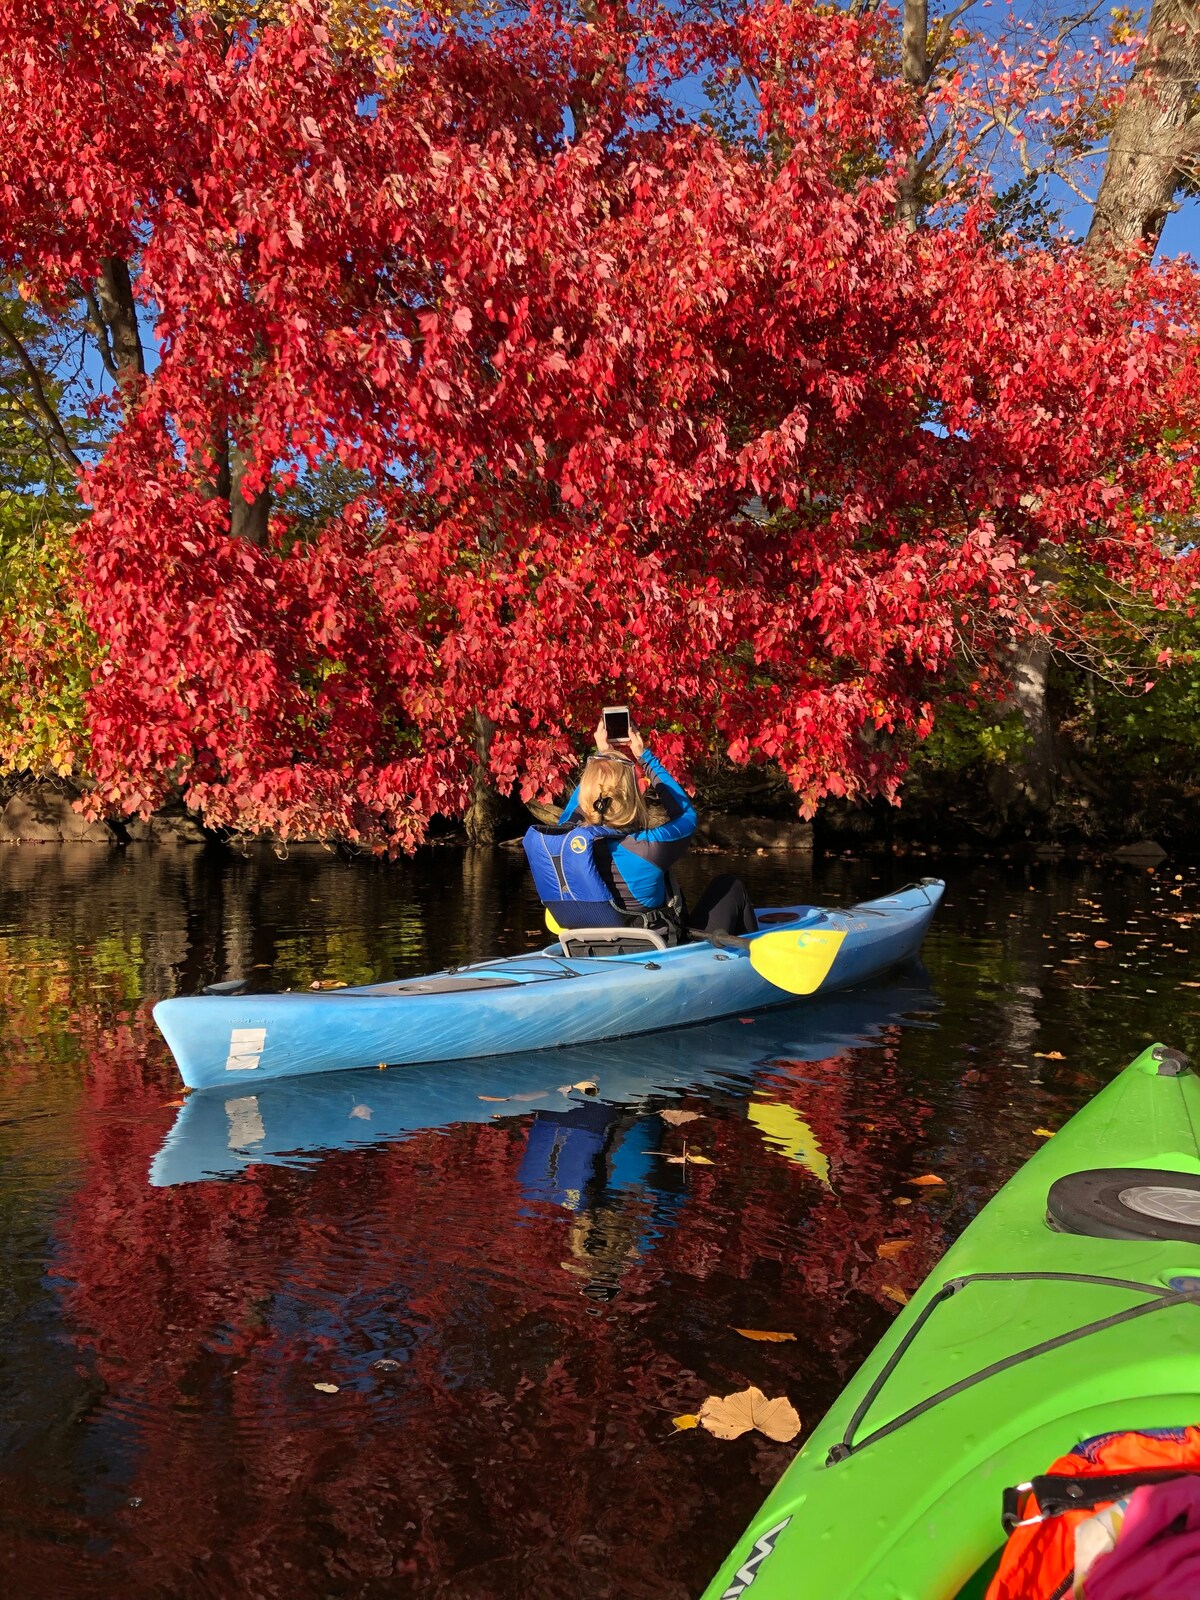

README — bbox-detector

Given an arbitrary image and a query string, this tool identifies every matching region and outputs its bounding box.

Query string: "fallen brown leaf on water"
[477,1095,509,1103]
[1033,1051,1065,1060]
[309,980,347,990]
[349,1105,372,1121]
[661,1109,705,1127]
[698,1386,801,1442]
[1034,1127,1056,1138]
[560,1080,598,1096]
[1182,982,1200,989]
[1094,941,1111,949]
[893,1196,913,1206]
[661,1151,714,1166]
[672,1413,700,1431]
[733,1328,797,1343]
[313,1382,339,1394]
[908,1174,945,1187]
[164,1099,187,1108]
[876,1240,912,1260]
[881,1286,910,1307]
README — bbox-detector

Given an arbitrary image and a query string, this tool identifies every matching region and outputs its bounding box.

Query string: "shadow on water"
[1,843,1199,1598]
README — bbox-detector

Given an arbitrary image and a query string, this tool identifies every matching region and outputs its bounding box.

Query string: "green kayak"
[701,1042,1200,1600]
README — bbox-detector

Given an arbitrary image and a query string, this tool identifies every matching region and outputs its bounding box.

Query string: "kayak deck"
[702,1043,1200,1600]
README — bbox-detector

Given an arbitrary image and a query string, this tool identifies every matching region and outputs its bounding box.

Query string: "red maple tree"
[1,0,1197,847]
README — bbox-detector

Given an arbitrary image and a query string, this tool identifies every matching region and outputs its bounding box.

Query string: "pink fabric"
[1085,1478,1200,1598]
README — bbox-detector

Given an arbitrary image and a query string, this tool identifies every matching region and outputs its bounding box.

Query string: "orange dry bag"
[986,1426,1200,1600]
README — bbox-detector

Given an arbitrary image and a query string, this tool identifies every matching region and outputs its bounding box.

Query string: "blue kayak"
[153,879,944,1090]
[149,972,939,1184]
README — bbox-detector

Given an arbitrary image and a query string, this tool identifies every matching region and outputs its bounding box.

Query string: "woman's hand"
[593,715,611,754]
[627,727,645,760]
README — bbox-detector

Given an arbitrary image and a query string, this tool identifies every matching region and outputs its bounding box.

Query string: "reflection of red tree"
[17,1025,957,1600]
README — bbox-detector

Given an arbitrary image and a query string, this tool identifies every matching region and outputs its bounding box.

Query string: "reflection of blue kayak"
[153,881,943,1090]
[149,976,938,1186]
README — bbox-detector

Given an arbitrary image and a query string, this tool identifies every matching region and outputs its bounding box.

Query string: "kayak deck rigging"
[827,1270,1200,1464]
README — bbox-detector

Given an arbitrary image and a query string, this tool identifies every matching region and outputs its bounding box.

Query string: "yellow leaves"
[733,1328,796,1342]
[880,1286,909,1307]
[907,1173,945,1187]
[1033,1050,1065,1060]
[875,1239,912,1260]
[697,1387,801,1443]
[671,1413,700,1431]
[661,1150,713,1166]
[1094,940,1112,949]
[312,1382,339,1393]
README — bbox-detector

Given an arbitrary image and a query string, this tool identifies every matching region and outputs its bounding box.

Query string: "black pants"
[689,874,759,937]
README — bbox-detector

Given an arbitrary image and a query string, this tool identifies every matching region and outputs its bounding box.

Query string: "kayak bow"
[701,1041,1200,1600]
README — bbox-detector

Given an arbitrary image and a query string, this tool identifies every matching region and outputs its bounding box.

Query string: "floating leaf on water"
[477,1095,508,1103]
[1033,1051,1065,1060]
[661,1109,704,1127]
[733,1328,796,1342]
[881,1286,910,1307]
[893,1197,913,1206]
[876,1240,912,1260]
[698,1386,800,1442]
[661,1152,714,1166]
[373,1359,403,1372]
[908,1174,945,1187]
[349,1104,372,1121]
[672,1413,700,1431]
[313,1382,339,1393]
[1094,941,1111,949]
[1034,1127,1056,1138]
[559,1080,598,1096]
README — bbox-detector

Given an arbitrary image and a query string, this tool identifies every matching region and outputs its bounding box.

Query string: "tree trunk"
[1003,1,1200,822]
[95,256,145,378]
[1086,0,1200,265]
[463,711,504,846]
[896,0,929,230]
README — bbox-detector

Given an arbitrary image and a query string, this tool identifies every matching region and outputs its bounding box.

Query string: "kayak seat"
[558,927,670,959]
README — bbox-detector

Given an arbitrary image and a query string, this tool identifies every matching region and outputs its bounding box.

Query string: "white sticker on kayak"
[720,1517,792,1598]
[225,1027,266,1071]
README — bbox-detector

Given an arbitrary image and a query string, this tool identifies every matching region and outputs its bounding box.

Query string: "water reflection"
[150,978,937,1187]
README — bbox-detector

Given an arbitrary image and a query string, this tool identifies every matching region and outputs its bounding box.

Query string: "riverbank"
[1,764,1195,862]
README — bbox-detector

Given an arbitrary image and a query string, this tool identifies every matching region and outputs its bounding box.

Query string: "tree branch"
[0,310,82,469]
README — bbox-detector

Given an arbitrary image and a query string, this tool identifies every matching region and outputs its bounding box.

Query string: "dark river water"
[1,841,1198,1599]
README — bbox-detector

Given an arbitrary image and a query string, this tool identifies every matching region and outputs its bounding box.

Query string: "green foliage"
[0,516,96,779]
[910,696,1031,778]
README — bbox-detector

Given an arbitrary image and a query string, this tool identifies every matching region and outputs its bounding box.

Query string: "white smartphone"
[602,705,631,743]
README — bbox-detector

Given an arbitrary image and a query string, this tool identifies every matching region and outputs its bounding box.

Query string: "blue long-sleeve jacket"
[560,750,697,911]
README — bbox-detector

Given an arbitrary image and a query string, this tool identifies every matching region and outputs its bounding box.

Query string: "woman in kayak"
[556,718,759,937]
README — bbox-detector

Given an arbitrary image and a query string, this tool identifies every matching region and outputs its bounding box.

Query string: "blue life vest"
[522,824,627,928]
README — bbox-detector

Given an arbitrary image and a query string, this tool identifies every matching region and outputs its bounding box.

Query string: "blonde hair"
[577,757,648,832]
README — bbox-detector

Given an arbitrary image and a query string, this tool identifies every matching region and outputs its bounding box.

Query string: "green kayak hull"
[701,1042,1200,1600]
